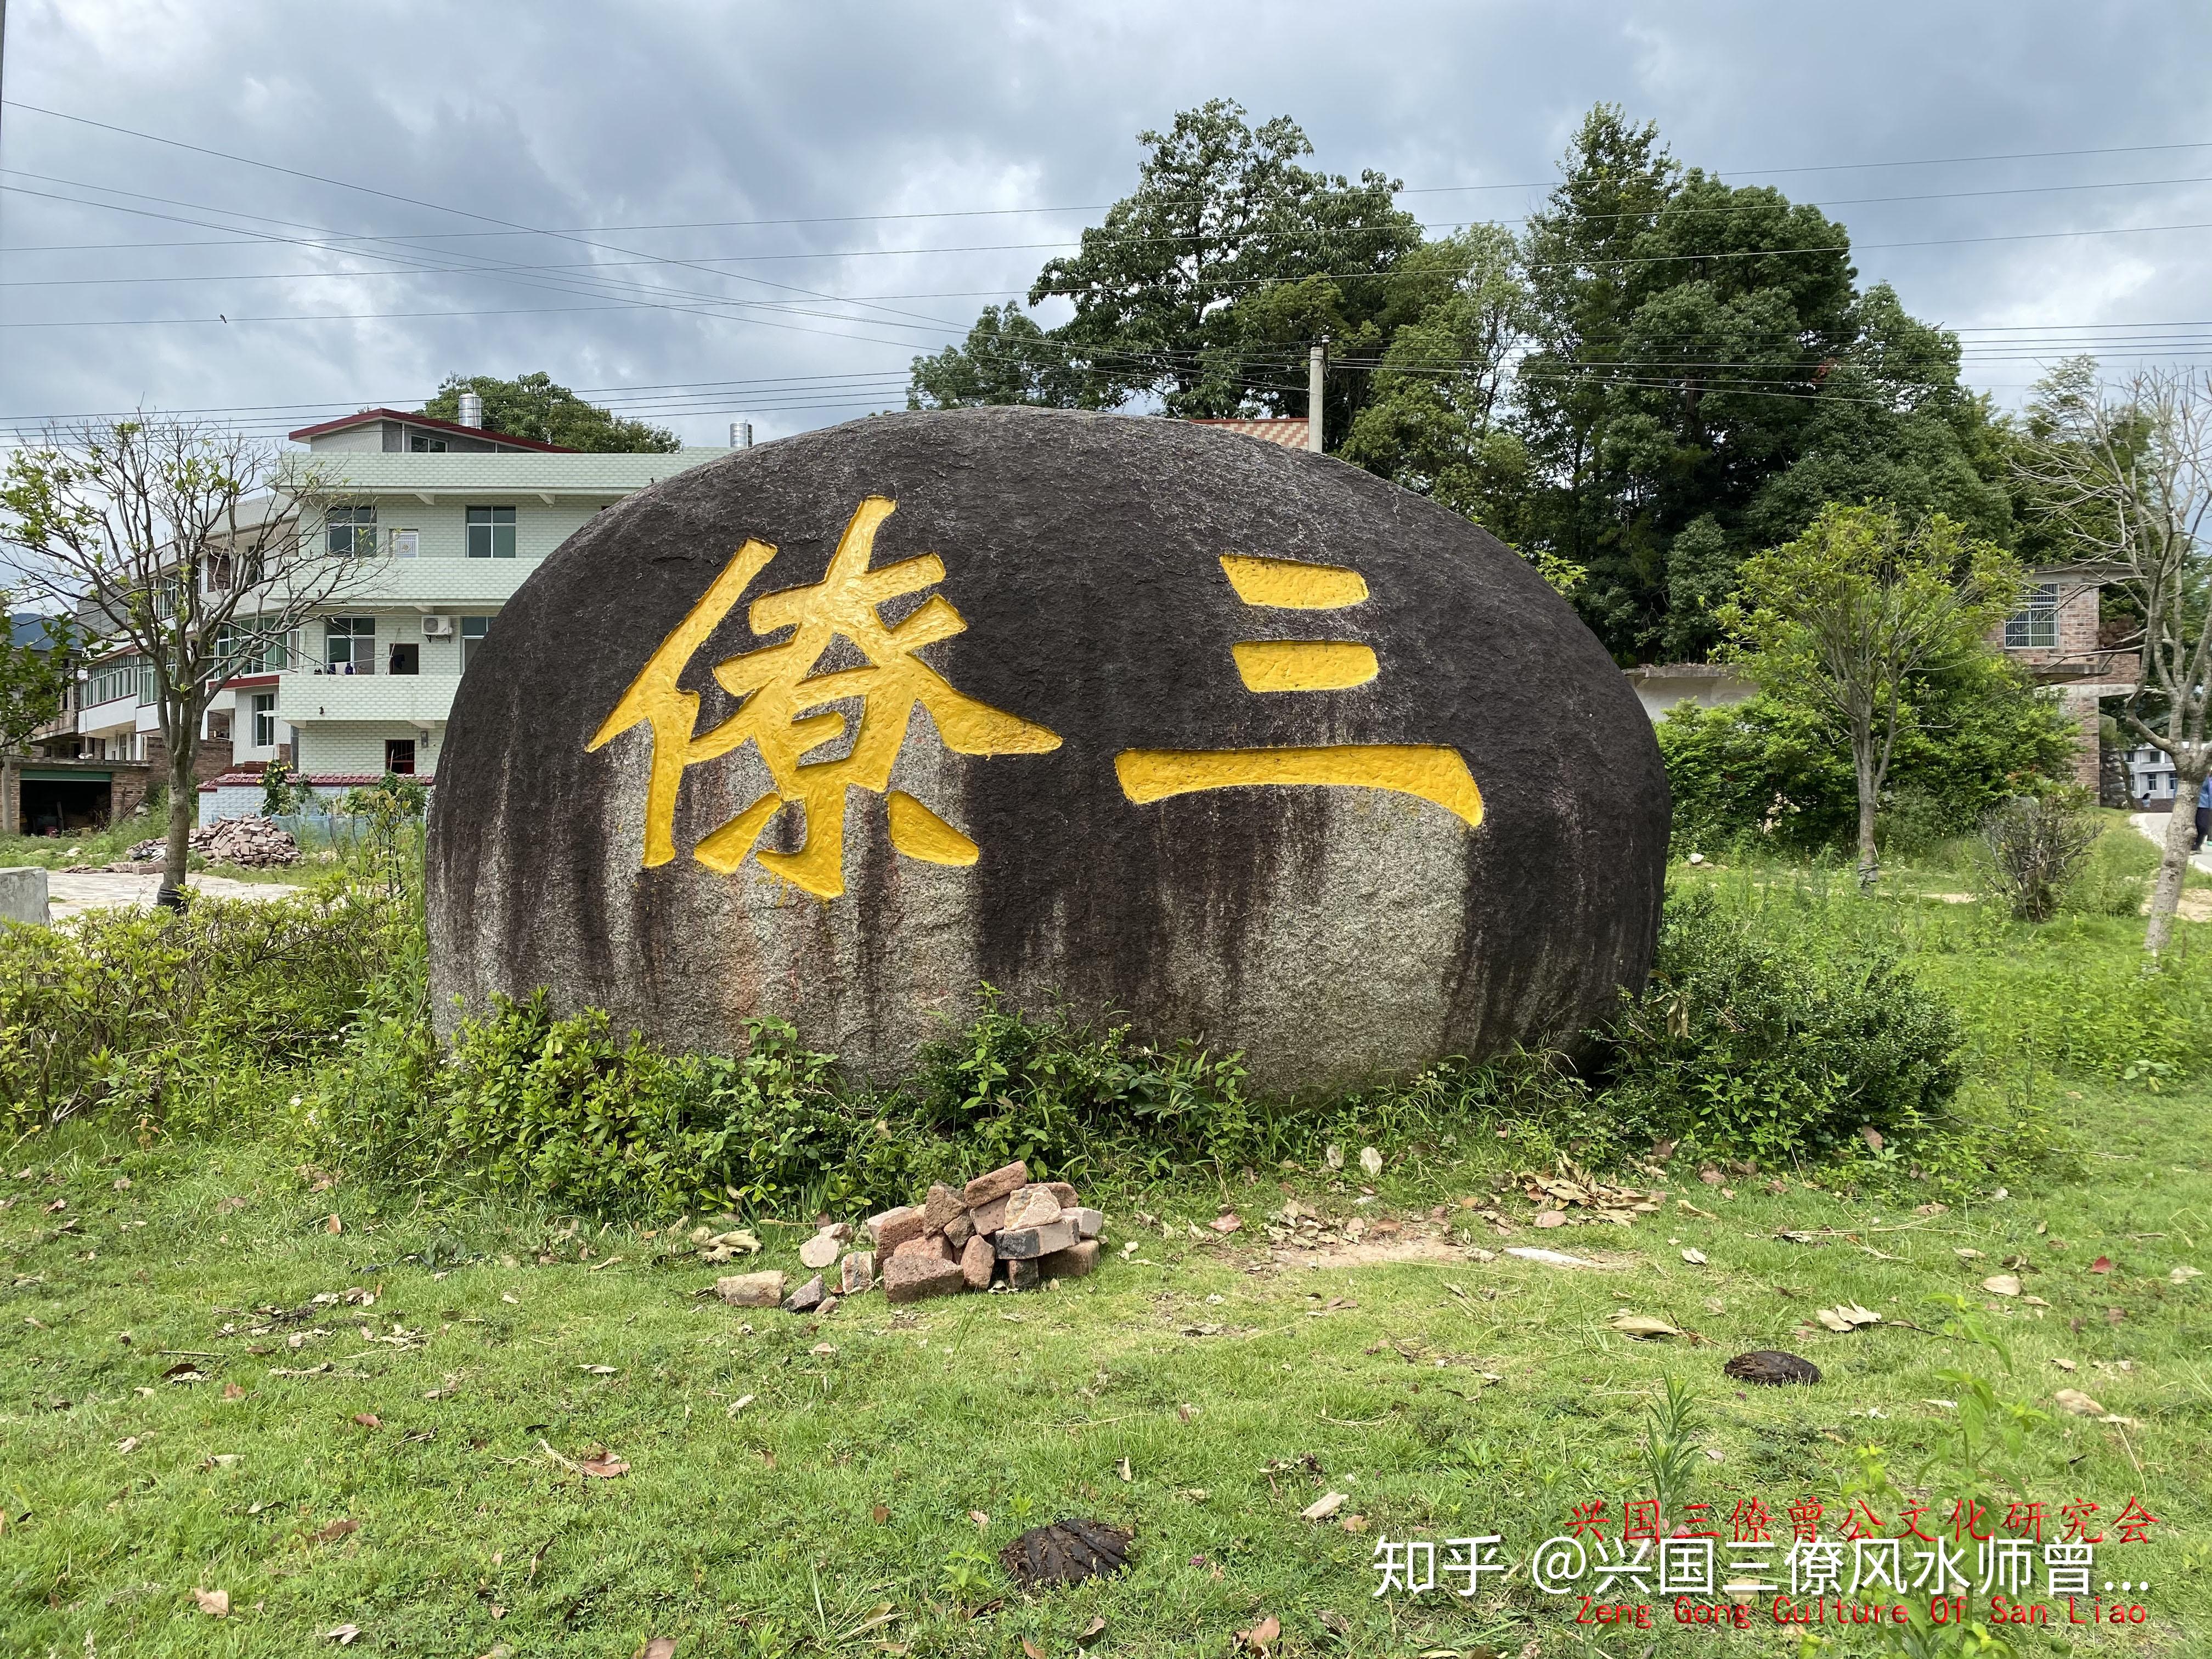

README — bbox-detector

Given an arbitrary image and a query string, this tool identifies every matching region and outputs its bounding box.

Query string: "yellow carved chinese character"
[1112,553,1483,828]
[589,495,1060,896]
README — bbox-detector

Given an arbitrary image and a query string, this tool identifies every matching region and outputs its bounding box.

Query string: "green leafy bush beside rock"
[1603,885,1966,1159]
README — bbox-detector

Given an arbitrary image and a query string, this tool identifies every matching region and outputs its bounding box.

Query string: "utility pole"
[1307,341,1326,454]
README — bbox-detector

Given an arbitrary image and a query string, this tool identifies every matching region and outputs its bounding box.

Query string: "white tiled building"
[86,405,732,822]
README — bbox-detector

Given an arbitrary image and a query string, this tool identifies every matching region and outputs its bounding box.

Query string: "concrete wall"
[0,867,49,927]
[292,724,443,778]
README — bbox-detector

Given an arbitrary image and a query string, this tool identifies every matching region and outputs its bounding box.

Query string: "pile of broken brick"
[714,1160,1105,1313]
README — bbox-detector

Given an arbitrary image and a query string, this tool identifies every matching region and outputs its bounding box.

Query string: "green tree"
[424,372,679,452]
[1341,227,1538,546]
[907,303,1087,409]
[1515,108,2008,663]
[961,99,1424,426]
[0,602,78,754]
[1720,503,2025,883]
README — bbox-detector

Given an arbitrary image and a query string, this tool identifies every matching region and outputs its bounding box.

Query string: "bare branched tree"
[2015,366,2212,955]
[1,417,368,906]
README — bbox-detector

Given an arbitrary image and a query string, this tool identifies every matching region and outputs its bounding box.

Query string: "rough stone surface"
[840,1251,875,1295]
[921,1182,964,1237]
[798,1231,842,1270]
[783,1273,826,1313]
[1003,1189,1062,1232]
[0,867,49,927]
[962,1161,1030,1210]
[1005,1257,1039,1292]
[427,409,1668,1094]
[944,1211,974,1250]
[893,1233,955,1267]
[997,1218,1080,1260]
[884,1248,966,1304]
[715,1270,785,1308]
[1043,1181,1079,1207]
[1038,1239,1102,1280]
[1071,1207,1105,1239]
[960,1233,995,1290]
[870,1206,927,1253]
[969,1194,1012,1236]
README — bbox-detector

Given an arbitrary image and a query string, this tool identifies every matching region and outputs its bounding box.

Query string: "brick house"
[1991,563,2140,792]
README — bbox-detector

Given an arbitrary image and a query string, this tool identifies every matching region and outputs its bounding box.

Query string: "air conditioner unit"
[420,614,455,638]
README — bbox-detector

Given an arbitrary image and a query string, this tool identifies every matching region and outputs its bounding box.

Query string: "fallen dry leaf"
[1022,1643,1047,1659]
[1533,1210,1567,1229]
[872,1504,890,1525]
[313,1518,360,1544]
[1982,1274,2022,1297]
[192,1588,230,1618]
[2055,1389,2107,1417]
[2051,1356,2078,1371]
[325,1214,342,1234]
[1607,1312,1680,1340]
[1358,1147,1384,1178]
[1115,1457,1132,1482]
[2090,1256,2114,1274]
[578,1452,630,1479]
[1235,1613,1280,1656]
[1209,1213,1242,1234]
[324,1624,362,1645]
[634,1641,676,1659]
[1681,1248,1707,1265]
[1814,1304,1882,1333]
[1301,1492,1347,1521]
[2172,1265,2203,1284]
[222,1383,246,1402]
[1859,1126,1883,1153]
[1076,1616,1106,1645]
[969,1509,990,1530]
[353,1412,381,1429]
[581,1364,617,1375]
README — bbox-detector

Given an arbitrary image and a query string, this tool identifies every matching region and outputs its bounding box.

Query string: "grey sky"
[2,0,2208,447]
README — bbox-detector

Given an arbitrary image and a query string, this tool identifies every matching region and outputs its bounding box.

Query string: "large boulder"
[427,409,1667,1095]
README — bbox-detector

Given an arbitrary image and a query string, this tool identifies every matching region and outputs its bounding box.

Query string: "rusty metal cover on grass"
[999,1517,1132,1589]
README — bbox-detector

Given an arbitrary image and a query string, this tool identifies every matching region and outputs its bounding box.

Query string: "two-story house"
[1993,562,2141,793]
[165,403,728,822]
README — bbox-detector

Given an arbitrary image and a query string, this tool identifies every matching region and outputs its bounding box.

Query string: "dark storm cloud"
[2,0,2207,444]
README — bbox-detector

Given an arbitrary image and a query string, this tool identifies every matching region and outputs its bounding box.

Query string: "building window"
[387,642,420,675]
[2004,583,2058,649]
[408,433,448,453]
[84,654,142,708]
[466,505,517,558]
[385,738,416,775]
[325,504,379,557]
[252,692,277,748]
[461,614,492,672]
[325,616,376,674]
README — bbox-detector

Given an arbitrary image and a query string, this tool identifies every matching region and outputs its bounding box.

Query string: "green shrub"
[0,886,392,1131]
[2058,818,2154,917]
[432,991,917,1216]
[1657,659,2081,856]
[900,989,1259,1182]
[1605,885,1966,1160]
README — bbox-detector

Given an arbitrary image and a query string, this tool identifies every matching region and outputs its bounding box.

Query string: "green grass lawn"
[4,1075,2207,1657]
[4,839,2210,1657]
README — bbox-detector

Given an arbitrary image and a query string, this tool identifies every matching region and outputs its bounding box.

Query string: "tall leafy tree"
[1516,108,2009,662]
[1340,227,1539,549]
[908,304,1088,409]
[1720,503,2024,884]
[424,372,679,452]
